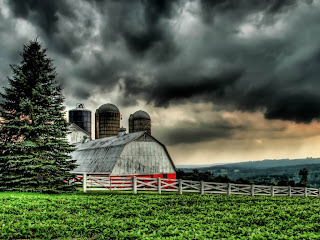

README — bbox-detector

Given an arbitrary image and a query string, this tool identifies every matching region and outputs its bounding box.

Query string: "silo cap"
[70,103,90,111]
[133,110,150,120]
[98,103,119,113]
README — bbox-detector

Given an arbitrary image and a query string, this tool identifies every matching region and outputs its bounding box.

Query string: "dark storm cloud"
[153,113,288,145]
[7,0,89,57]
[264,93,320,123]
[120,0,175,55]
[8,0,73,34]
[156,120,237,145]
[94,0,180,62]
[75,53,125,86]
[198,0,300,26]
[200,0,298,14]
[71,86,91,100]
[2,0,320,125]
[106,0,320,124]
[121,68,244,107]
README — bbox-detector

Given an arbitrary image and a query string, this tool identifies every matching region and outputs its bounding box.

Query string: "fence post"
[288,186,292,197]
[179,179,183,195]
[251,184,254,196]
[158,178,161,195]
[271,186,274,197]
[83,173,87,193]
[200,181,204,194]
[133,176,137,194]
[304,187,307,197]
[227,183,231,195]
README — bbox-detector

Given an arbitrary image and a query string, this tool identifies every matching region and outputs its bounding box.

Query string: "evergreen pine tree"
[0,39,76,193]
[298,168,309,187]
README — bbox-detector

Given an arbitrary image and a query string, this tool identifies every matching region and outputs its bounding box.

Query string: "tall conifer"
[0,39,76,193]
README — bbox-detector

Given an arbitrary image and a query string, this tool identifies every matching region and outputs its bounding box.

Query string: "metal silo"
[129,110,151,134]
[95,103,120,139]
[69,103,92,136]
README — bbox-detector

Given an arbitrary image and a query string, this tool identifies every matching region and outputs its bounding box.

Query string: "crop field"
[1,192,320,239]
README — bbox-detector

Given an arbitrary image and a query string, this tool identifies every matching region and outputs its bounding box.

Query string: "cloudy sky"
[1,0,320,165]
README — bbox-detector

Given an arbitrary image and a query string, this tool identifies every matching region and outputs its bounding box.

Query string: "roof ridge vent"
[117,127,126,137]
[82,135,91,143]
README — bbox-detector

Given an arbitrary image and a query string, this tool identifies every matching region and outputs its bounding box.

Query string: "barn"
[71,130,176,179]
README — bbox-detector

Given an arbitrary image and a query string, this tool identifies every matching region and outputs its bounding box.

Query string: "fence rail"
[80,174,320,197]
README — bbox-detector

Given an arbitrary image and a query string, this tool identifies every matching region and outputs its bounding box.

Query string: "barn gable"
[135,134,154,142]
[70,131,176,175]
[111,134,176,175]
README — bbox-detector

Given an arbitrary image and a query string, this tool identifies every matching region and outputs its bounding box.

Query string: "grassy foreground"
[0,191,320,239]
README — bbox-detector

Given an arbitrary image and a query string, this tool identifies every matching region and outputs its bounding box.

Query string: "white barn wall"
[67,124,90,144]
[111,141,175,175]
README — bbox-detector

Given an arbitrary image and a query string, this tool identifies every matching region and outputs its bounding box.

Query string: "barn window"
[163,174,167,178]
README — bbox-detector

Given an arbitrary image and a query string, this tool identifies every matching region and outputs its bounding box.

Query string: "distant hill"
[178,158,320,171]
[176,163,227,168]
[177,158,320,187]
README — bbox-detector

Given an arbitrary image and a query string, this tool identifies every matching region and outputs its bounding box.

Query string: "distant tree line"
[177,168,310,187]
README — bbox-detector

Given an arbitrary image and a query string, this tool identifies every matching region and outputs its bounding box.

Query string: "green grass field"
[1,191,320,239]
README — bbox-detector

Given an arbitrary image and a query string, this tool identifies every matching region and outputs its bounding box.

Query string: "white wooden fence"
[80,174,320,197]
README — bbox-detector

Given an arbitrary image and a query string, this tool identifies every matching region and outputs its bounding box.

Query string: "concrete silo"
[129,110,151,135]
[128,114,134,133]
[95,103,120,139]
[69,103,92,137]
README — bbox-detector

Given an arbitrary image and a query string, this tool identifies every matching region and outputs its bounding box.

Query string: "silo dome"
[98,103,119,113]
[133,110,151,120]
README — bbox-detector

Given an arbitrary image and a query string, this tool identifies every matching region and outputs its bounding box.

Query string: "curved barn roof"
[71,131,175,174]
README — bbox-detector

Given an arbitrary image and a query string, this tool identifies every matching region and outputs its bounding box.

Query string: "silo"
[128,114,133,133]
[129,110,151,134]
[95,103,120,139]
[69,103,92,136]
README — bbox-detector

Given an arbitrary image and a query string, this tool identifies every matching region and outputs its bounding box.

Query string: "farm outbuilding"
[71,131,176,179]
[67,123,91,145]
